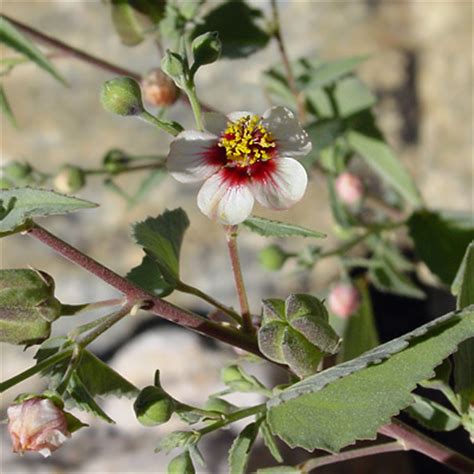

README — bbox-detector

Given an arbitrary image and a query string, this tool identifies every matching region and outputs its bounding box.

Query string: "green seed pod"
[102,149,131,174]
[53,165,86,194]
[100,77,144,116]
[167,451,195,474]
[0,269,62,346]
[3,162,32,182]
[161,51,185,84]
[258,244,288,271]
[192,32,221,68]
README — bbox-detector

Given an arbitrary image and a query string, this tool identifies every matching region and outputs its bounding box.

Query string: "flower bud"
[103,149,131,174]
[335,172,364,206]
[167,451,195,474]
[100,77,144,116]
[192,32,221,68]
[258,244,288,271]
[7,398,70,457]
[0,177,12,189]
[142,69,180,108]
[328,283,360,319]
[53,165,85,194]
[161,51,185,84]
[3,161,32,183]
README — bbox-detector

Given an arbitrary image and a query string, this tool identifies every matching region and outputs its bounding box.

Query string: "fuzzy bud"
[101,77,144,116]
[142,69,180,108]
[328,283,360,319]
[192,32,221,68]
[3,162,32,183]
[335,172,364,206]
[53,165,85,194]
[7,398,70,457]
[258,244,288,271]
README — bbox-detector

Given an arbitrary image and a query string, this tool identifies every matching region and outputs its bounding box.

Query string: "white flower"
[167,107,312,225]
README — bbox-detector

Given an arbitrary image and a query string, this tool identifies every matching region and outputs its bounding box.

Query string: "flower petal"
[204,112,228,136]
[262,106,312,157]
[197,171,255,225]
[227,110,254,122]
[167,130,223,183]
[251,157,308,210]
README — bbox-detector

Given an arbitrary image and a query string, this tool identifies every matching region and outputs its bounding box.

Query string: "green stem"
[138,110,182,136]
[84,162,165,177]
[177,281,243,325]
[185,83,204,131]
[224,225,254,334]
[60,298,125,316]
[298,441,405,471]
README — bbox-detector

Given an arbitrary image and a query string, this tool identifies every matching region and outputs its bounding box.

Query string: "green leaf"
[228,420,262,474]
[337,278,379,363]
[452,241,474,308]
[257,467,301,474]
[0,16,65,84]
[405,394,461,432]
[267,306,474,452]
[192,0,270,59]
[305,120,345,155]
[333,77,376,118]
[408,210,474,285]
[127,255,174,297]
[0,85,16,127]
[260,420,283,463]
[347,124,422,206]
[302,56,368,90]
[243,217,326,239]
[132,208,189,286]
[0,188,97,235]
[111,0,145,46]
[221,364,269,395]
[155,431,201,454]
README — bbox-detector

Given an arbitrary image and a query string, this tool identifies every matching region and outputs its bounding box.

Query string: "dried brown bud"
[7,398,70,457]
[141,69,179,107]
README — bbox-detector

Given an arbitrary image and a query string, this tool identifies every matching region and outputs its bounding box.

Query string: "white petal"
[197,172,254,225]
[167,130,222,183]
[251,157,308,210]
[262,106,312,157]
[227,110,254,122]
[204,112,229,136]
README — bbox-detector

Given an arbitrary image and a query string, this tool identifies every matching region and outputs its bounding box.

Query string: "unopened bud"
[0,177,12,189]
[53,165,85,194]
[101,77,144,116]
[335,172,364,206]
[328,283,360,319]
[142,69,180,108]
[7,398,70,457]
[258,244,288,271]
[3,161,32,181]
[192,32,221,68]
[103,149,131,174]
[167,451,195,474]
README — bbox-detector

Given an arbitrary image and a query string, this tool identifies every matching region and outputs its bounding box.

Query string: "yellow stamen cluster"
[218,115,276,167]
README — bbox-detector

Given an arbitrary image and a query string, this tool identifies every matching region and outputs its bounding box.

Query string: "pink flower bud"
[141,69,179,107]
[328,283,360,319]
[335,172,364,206]
[7,398,70,457]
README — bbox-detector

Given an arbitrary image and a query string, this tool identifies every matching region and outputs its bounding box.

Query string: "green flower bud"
[258,244,288,271]
[134,372,175,427]
[0,177,13,189]
[53,165,86,194]
[167,452,195,474]
[3,161,32,182]
[102,149,131,174]
[0,269,62,346]
[100,77,144,116]
[192,32,221,68]
[161,51,185,84]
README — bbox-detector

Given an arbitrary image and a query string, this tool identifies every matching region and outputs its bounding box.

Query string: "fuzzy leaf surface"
[243,216,326,239]
[229,420,262,474]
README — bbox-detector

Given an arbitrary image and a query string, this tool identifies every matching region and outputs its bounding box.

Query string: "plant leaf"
[333,77,376,117]
[127,255,174,297]
[405,394,461,432]
[305,119,345,155]
[260,420,283,463]
[229,420,262,474]
[192,0,270,59]
[0,85,16,127]
[408,210,474,285]
[243,216,326,239]
[257,467,301,474]
[0,16,65,84]
[111,0,145,46]
[347,113,422,206]
[267,306,474,452]
[132,208,189,286]
[0,188,97,235]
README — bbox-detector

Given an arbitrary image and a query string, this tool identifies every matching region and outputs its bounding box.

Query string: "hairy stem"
[185,83,204,131]
[299,441,405,471]
[224,225,254,334]
[270,0,305,122]
[138,111,182,136]
[1,14,142,81]
[26,224,261,355]
[379,419,474,473]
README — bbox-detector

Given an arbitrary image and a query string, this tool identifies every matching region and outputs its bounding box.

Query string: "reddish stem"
[26,224,260,355]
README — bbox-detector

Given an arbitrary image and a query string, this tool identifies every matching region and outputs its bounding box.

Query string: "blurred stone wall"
[0,1,471,472]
